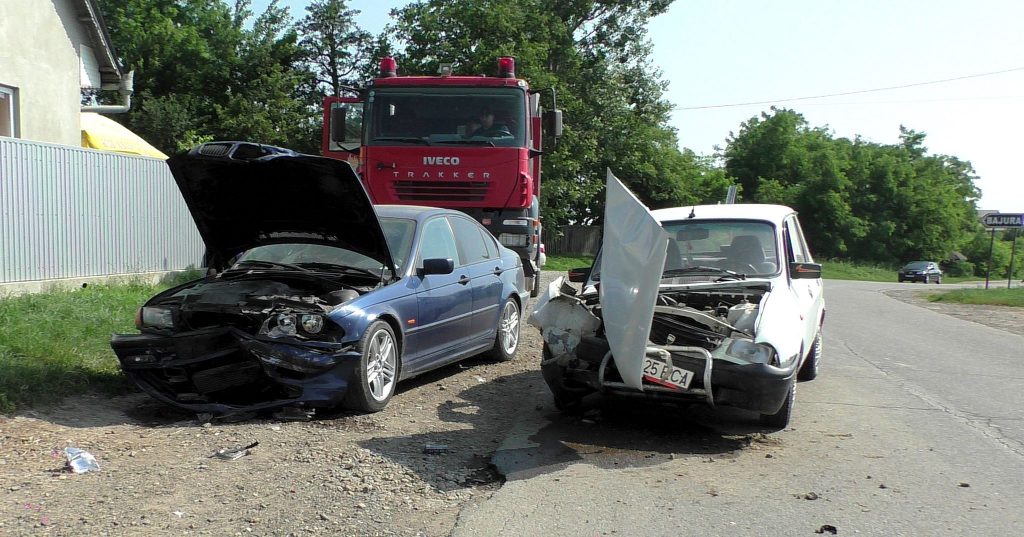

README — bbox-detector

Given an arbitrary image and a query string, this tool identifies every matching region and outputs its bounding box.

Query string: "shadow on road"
[360,369,778,487]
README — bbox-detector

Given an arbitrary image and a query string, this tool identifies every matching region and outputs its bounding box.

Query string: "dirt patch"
[0,277,555,537]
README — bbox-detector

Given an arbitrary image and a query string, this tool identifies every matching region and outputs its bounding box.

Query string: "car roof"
[651,204,796,223]
[375,204,456,222]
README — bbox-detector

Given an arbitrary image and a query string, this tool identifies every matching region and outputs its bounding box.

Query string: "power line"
[678,66,1024,110]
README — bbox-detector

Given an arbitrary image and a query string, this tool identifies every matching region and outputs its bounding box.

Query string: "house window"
[0,85,15,138]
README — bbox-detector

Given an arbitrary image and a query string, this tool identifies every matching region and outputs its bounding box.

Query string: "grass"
[0,269,203,413]
[820,259,976,284]
[543,254,595,272]
[927,288,1024,307]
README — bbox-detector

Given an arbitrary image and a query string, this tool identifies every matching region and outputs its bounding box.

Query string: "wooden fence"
[547,225,601,256]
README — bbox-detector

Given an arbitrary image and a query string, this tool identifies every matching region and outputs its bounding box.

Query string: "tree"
[98,0,319,154]
[724,108,980,264]
[298,0,373,97]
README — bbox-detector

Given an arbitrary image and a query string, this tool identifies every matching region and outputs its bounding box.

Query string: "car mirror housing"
[421,258,454,276]
[790,262,822,279]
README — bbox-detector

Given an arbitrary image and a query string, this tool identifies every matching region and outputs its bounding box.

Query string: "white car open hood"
[599,170,670,390]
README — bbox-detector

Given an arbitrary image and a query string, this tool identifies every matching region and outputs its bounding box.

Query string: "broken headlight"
[261,313,327,339]
[138,306,175,330]
[724,339,778,365]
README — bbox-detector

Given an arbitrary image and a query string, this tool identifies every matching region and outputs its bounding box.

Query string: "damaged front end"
[111,273,373,414]
[531,277,796,415]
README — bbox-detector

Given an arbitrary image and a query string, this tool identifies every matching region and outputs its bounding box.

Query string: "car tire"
[343,320,399,413]
[760,382,795,430]
[935,276,942,284]
[540,344,585,411]
[530,272,542,298]
[923,275,930,284]
[487,297,520,361]
[798,332,822,381]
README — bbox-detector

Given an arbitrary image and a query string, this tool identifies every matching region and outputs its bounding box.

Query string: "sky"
[260,0,1024,212]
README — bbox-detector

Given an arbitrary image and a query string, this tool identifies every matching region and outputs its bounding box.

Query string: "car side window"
[448,216,491,264]
[785,217,808,264]
[789,216,813,263]
[419,217,461,266]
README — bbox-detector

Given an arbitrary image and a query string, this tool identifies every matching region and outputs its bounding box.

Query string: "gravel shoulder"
[884,287,1024,337]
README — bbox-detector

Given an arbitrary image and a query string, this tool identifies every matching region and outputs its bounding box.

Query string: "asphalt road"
[452,279,1024,536]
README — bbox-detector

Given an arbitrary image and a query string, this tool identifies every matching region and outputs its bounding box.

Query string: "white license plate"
[642,357,693,390]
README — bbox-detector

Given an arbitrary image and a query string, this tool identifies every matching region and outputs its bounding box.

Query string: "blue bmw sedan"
[110,142,527,415]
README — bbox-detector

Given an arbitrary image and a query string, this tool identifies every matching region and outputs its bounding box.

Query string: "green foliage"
[942,260,975,278]
[928,288,1024,308]
[819,260,896,282]
[0,283,163,413]
[98,0,319,154]
[724,109,980,266]
[298,0,373,97]
[543,254,595,272]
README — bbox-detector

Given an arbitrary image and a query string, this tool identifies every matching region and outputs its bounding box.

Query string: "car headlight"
[139,306,175,330]
[261,313,327,338]
[301,314,323,334]
[725,339,777,365]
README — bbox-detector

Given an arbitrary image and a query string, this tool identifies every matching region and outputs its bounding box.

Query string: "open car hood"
[167,144,396,274]
[599,170,671,390]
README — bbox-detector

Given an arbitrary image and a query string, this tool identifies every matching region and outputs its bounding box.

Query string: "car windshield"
[232,217,417,276]
[365,87,527,148]
[587,220,780,283]
[903,262,931,270]
[661,220,779,278]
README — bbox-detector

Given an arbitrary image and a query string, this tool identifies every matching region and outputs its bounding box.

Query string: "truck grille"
[393,181,489,202]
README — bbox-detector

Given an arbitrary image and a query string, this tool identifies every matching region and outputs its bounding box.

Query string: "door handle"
[458,275,470,285]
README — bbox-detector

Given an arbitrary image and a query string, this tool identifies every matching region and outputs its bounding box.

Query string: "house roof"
[72,0,122,87]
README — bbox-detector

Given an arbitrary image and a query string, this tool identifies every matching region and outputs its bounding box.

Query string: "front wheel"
[798,332,822,381]
[760,382,795,430]
[934,276,942,284]
[343,320,399,412]
[487,298,520,361]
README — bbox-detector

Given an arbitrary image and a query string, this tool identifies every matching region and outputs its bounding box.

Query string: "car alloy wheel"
[345,320,399,412]
[488,298,520,361]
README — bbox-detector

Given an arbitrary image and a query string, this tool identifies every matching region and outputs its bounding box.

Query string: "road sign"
[982,213,1024,228]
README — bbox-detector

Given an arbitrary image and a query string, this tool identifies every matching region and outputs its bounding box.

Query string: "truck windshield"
[366,87,527,148]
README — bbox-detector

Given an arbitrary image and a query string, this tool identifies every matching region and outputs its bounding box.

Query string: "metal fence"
[548,225,601,256]
[0,138,203,284]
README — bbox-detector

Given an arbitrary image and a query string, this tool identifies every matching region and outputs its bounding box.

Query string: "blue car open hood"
[167,143,396,274]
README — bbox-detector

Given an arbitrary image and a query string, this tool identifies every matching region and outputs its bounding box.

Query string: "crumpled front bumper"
[110,327,359,414]
[542,335,797,415]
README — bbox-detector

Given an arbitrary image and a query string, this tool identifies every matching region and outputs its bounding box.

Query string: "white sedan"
[531,172,825,429]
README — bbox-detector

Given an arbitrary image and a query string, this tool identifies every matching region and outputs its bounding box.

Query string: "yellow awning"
[80,112,168,159]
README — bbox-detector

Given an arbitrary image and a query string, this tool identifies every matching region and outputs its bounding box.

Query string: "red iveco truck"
[321,56,562,296]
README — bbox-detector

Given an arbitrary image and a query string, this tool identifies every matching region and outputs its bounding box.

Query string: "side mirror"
[421,258,454,276]
[790,262,822,279]
[567,266,591,283]
[330,104,362,151]
[544,109,563,139]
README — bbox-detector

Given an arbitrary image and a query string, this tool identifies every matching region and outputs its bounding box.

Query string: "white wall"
[0,0,92,145]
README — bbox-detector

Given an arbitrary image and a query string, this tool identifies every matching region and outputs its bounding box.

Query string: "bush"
[942,260,974,277]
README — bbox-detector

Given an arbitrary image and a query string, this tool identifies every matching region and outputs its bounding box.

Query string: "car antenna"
[687,206,696,219]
